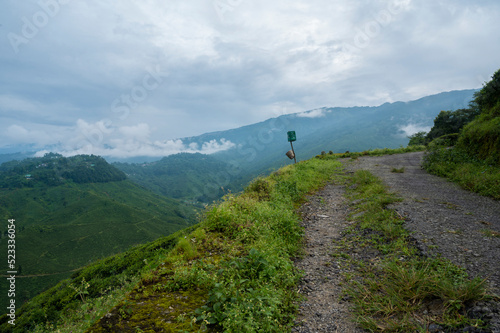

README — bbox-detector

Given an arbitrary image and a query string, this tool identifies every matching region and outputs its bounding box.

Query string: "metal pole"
[290,141,297,164]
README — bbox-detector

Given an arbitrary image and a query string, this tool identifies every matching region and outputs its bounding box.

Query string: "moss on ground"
[86,289,208,332]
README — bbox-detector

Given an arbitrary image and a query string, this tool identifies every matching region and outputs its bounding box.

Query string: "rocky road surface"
[293,152,500,332]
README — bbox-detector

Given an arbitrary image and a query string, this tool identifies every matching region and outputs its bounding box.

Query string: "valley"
[0,154,197,310]
[0,83,497,331]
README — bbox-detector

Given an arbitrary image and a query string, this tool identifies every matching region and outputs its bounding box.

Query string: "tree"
[407,131,427,146]
[470,68,500,114]
[426,108,480,142]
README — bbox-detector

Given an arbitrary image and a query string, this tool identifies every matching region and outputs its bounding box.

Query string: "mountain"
[0,152,35,165]
[0,154,197,312]
[113,153,245,204]
[179,89,478,185]
[108,89,477,202]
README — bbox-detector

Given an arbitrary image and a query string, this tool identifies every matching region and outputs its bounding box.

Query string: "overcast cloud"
[1,0,499,157]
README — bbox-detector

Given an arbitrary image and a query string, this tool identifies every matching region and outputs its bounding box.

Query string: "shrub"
[457,102,500,165]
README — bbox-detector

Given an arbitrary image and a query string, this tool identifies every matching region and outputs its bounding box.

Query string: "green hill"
[422,68,500,199]
[1,145,490,332]
[114,152,246,204]
[458,69,500,165]
[0,154,198,313]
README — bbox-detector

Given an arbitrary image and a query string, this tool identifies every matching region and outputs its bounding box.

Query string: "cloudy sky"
[1,0,499,158]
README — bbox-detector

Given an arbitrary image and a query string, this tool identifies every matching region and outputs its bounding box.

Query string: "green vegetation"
[338,170,488,331]
[3,155,343,332]
[0,155,197,311]
[407,131,427,146]
[391,167,405,173]
[407,107,480,147]
[316,145,427,160]
[0,153,126,188]
[0,225,196,332]
[2,146,494,332]
[422,68,500,200]
[425,109,480,143]
[114,153,244,204]
[423,148,500,199]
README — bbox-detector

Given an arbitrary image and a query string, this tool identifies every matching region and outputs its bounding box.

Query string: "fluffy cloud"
[1,0,499,157]
[31,120,236,158]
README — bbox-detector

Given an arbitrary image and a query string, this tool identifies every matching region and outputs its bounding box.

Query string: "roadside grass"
[335,145,426,159]
[5,145,492,332]
[0,224,197,332]
[422,147,500,200]
[339,170,490,332]
[12,157,344,332]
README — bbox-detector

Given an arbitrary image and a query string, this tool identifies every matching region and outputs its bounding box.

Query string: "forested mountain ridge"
[0,153,126,188]
[114,153,244,204]
[111,90,478,207]
[176,89,478,188]
[0,154,197,312]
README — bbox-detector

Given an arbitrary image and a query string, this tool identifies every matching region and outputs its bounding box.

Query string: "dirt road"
[346,151,500,294]
[293,151,500,332]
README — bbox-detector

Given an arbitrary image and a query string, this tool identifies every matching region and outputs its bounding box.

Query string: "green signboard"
[287,131,296,142]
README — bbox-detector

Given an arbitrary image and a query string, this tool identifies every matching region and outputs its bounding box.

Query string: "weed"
[423,147,500,199]
[69,277,90,303]
[175,237,199,260]
[481,229,500,238]
[343,170,488,331]
[391,167,405,173]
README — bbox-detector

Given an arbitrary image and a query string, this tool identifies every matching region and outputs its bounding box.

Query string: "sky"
[1,0,499,158]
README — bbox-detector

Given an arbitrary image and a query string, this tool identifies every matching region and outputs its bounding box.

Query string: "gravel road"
[346,151,500,295]
[292,152,500,332]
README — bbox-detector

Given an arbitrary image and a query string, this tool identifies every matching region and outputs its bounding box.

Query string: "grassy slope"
[114,153,244,204]
[422,78,500,200]
[1,146,491,332]
[1,154,345,332]
[0,180,196,312]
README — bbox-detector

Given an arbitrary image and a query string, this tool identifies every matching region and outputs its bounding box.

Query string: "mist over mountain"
[176,89,477,184]
[0,89,478,205]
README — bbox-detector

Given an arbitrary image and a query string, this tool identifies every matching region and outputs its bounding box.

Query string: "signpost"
[287,131,297,164]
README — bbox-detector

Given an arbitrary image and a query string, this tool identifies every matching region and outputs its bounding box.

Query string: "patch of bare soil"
[292,183,364,333]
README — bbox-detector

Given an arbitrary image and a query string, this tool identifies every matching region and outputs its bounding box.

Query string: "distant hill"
[114,153,245,204]
[111,90,478,200]
[0,154,197,312]
[0,90,478,206]
[0,152,35,165]
[0,153,127,188]
[180,89,478,183]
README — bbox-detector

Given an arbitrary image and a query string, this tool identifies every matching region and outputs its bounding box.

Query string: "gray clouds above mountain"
[0,0,499,157]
